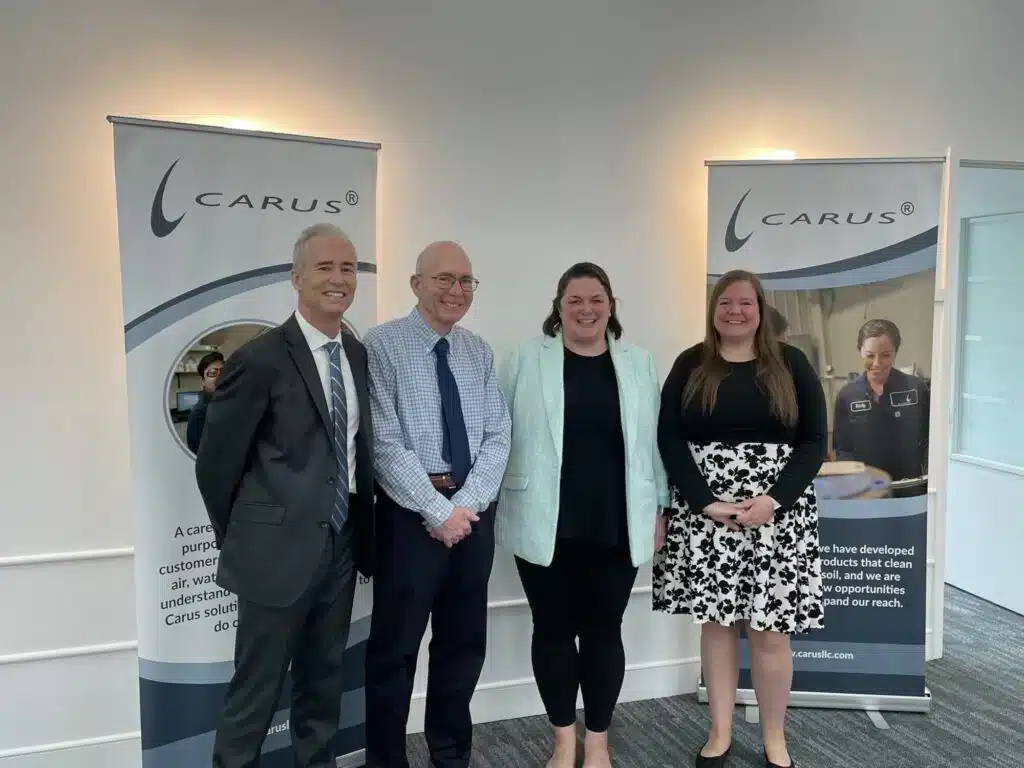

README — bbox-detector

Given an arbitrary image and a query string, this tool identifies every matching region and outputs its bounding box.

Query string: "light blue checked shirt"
[364,308,512,528]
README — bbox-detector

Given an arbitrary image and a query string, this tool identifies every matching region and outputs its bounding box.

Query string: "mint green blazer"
[495,333,670,568]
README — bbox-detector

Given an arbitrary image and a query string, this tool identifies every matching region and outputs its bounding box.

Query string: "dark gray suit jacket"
[195,314,375,608]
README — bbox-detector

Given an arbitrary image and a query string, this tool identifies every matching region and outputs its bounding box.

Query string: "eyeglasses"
[425,273,480,293]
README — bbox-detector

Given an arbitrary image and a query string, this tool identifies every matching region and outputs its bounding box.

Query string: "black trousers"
[211,525,357,768]
[515,537,638,733]
[364,492,496,768]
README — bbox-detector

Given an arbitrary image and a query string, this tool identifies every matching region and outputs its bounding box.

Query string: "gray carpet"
[405,586,1023,767]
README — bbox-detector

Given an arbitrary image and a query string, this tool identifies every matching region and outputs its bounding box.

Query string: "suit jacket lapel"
[282,315,331,432]
[541,336,565,461]
[608,337,635,456]
[342,332,370,432]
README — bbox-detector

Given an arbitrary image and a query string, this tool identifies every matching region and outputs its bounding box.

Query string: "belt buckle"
[435,473,456,489]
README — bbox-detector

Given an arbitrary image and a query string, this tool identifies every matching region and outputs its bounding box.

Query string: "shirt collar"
[408,307,456,354]
[858,369,905,397]
[294,310,343,353]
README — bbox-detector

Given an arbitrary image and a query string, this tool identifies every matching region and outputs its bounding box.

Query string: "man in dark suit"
[195,222,375,768]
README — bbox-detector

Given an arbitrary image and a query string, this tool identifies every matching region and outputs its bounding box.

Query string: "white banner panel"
[110,117,379,767]
[704,157,943,713]
[708,159,943,290]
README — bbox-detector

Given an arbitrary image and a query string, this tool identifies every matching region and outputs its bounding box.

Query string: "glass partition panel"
[955,206,1024,468]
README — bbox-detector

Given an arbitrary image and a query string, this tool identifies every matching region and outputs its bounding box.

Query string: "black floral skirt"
[652,442,825,635]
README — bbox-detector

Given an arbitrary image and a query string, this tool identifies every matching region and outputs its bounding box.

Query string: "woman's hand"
[703,501,744,531]
[735,495,777,528]
[655,512,668,551]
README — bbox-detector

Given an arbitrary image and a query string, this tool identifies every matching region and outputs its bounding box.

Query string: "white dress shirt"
[294,310,359,492]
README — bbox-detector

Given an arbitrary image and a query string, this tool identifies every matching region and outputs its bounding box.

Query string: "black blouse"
[657,342,828,513]
[558,347,628,547]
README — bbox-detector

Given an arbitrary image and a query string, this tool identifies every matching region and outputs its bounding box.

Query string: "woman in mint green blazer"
[496,262,670,768]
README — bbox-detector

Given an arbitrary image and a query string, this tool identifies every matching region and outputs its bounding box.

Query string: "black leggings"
[515,537,638,732]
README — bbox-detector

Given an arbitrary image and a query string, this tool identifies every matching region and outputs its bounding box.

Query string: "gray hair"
[292,223,354,271]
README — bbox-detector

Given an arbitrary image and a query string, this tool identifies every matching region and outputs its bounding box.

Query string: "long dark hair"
[682,269,798,427]
[541,262,623,339]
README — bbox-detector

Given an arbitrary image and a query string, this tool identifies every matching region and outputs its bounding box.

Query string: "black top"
[558,347,628,547]
[658,342,828,513]
[833,369,930,482]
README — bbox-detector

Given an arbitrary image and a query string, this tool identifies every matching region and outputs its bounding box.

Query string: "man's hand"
[429,506,479,547]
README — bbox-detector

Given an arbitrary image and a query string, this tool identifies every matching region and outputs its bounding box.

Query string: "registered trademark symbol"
[901,202,914,216]
[345,190,359,206]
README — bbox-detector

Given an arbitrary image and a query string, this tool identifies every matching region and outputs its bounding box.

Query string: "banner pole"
[107,114,381,151]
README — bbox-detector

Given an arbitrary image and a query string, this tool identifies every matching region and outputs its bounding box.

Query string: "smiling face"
[713,279,760,342]
[292,234,357,333]
[560,276,610,346]
[411,242,475,334]
[861,333,897,386]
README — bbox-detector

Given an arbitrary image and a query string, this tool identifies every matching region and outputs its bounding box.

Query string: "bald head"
[411,240,476,334]
[415,240,471,275]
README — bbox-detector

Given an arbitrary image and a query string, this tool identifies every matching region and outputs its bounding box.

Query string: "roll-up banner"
[702,157,943,713]
[109,116,379,766]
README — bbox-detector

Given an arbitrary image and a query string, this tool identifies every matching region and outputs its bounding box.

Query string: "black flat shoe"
[764,748,793,768]
[695,743,731,766]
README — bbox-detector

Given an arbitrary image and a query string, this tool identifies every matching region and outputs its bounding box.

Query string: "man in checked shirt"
[362,241,511,768]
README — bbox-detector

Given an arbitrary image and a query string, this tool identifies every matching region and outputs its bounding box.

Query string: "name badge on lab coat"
[889,389,919,408]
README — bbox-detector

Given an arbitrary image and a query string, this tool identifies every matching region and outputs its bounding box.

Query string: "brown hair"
[542,261,623,339]
[682,269,798,427]
[857,318,901,352]
[765,305,789,338]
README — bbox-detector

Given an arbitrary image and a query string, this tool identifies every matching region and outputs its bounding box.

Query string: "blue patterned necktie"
[434,338,471,486]
[324,341,349,532]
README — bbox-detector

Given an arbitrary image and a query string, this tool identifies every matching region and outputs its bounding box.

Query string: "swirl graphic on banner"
[708,227,938,290]
[124,262,377,353]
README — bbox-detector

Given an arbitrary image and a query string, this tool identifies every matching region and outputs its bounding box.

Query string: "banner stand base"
[696,685,932,725]
[336,750,365,768]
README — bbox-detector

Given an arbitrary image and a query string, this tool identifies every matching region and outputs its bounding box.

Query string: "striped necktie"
[324,341,349,532]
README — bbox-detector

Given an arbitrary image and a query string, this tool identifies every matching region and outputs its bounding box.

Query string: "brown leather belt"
[429,473,457,490]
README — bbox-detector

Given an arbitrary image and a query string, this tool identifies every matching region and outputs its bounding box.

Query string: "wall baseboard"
[0,731,141,760]
[0,640,138,667]
[0,547,134,568]
[407,656,702,733]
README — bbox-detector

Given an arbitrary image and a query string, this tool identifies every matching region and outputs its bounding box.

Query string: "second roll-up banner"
[703,156,942,712]
[109,116,379,767]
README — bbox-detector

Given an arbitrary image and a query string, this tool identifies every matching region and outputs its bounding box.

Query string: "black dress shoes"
[764,748,794,767]
[695,743,731,766]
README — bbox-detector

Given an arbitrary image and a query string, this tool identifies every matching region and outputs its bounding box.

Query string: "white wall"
[4,0,1024,764]
[945,164,1024,615]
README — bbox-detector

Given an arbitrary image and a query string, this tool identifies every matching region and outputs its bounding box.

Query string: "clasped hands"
[428,506,479,548]
[703,496,776,531]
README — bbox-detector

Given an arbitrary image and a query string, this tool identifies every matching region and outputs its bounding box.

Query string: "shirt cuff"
[423,494,455,529]
[450,489,488,514]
